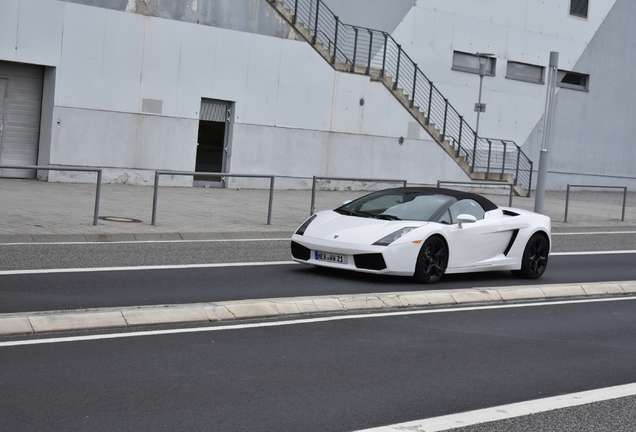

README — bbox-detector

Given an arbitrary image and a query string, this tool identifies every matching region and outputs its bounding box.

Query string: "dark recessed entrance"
[195,99,232,186]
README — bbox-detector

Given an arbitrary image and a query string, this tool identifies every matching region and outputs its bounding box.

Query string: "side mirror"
[457,214,477,228]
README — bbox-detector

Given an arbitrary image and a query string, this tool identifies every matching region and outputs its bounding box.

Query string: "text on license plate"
[315,251,348,264]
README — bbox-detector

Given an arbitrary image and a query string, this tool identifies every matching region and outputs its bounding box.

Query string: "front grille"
[291,241,311,261]
[354,253,387,271]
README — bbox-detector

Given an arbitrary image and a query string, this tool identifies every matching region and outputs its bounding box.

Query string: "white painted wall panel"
[276,40,312,129]
[15,0,64,66]
[101,10,144,113]
[0,0,19,61]
[243,35,282,126]
[176,23,216,119]
[140,18,183,117]
[213,29,249,109]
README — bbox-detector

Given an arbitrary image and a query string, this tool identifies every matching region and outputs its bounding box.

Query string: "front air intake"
[354,253,387,270]
[291,241,311,261]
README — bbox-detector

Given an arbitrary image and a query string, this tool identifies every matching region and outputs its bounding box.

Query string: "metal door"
[195,99,232,187]
[0,61,44,179]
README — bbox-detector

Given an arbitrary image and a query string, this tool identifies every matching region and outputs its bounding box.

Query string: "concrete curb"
[0,225,635,244]
[2,281,636,338]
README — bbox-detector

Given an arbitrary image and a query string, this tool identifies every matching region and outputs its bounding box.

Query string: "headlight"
[373,227,417,246]
[295,214,317,236]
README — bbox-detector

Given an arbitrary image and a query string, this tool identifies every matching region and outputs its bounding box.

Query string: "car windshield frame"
[334,189,456,222]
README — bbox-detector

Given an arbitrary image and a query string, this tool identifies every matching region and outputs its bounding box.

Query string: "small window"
[569,0,589,18]
[452,51,496,76]
[506,61,545,84]
[557,70,590,91]
[447,199,485,224]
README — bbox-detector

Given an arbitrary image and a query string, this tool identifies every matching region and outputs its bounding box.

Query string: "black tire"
[512,232,549,279]
[414,236,448,284]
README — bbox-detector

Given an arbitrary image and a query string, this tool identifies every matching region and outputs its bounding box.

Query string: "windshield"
[335,191,454,221]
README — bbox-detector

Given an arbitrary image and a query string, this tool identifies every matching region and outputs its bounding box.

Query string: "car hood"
[302,210,429,244]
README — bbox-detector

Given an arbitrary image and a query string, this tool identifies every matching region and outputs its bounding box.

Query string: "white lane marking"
[357,382,636,431]
[1,250,634,276]
[2,296,635,347]
[553,231,636,236]
[0,261,298,276]
[551,250,636,256]
[0,238,291,246]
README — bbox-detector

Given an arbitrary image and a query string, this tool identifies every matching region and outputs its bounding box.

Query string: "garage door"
[0,61,44,179]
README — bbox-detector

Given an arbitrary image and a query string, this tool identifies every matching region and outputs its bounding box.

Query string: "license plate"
[315,251,348,264]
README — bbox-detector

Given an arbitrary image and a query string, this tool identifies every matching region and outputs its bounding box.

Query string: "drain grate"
[98,216,143,223]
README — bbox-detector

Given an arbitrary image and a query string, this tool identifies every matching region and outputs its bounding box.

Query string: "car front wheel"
[414,235,448,284]
[512,232,549,279]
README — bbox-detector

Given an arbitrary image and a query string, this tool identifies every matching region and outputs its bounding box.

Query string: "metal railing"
[152,171,276,225]
[564,184,628,223]
[271,0,533,196]
[310,175,407,215]
[437,180,515,207]
[0,164,102,225]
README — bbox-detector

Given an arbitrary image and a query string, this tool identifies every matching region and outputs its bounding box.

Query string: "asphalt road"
[2,298,636,431]
[1,232,636,270]
[1,234,635,313]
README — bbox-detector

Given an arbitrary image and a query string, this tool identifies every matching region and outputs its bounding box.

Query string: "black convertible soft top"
[379,187,499,212]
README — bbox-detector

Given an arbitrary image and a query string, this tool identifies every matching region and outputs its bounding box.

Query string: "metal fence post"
[515,146,521,186]
[410,66,418,108]
[471,133,477,173]
[528,161,533,197]
[486,139,492,180]
[441,99,448,141]
[312,0,321,44]
[564,184,571,222]
[622,187,628,222]
[331,16,339,64]
[351,27,358,72]
[457,117,463,158]
[93,169,102,225]
[426,81,433,125]
[152,171,160,226]
[393,46,401,90]
[366,29,373,75]
[293,0,298,24]
[267,176,275,225]
[380,33,388,78]
[310,176,317,216]
[508,184,513,207]
[501,141,507,181]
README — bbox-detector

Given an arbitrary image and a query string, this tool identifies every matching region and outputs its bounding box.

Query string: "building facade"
[0,0,633,190]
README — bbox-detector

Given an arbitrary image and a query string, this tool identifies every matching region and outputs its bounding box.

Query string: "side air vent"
[503,229,520,256]
[354,253,387,271]
[291,241,311,261]
[503,210,520,217]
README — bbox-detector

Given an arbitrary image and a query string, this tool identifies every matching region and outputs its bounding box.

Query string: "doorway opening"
[195,99,232,186]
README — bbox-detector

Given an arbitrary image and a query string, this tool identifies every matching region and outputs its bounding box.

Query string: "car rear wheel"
[512,232,549,279]
[414,236,448,284]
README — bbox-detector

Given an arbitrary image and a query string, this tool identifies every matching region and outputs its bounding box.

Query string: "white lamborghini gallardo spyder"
[291,187,551,283]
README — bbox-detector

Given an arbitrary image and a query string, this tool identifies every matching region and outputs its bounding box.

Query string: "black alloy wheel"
[513,233,549,279]
[414,236,448,284]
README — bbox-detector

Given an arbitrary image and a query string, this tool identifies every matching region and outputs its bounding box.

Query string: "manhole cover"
[98,216,143,223]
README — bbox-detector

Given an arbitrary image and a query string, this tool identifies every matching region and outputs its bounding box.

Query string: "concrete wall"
[0,0,470,188]
[522,0,636,190]
[321,0,416,33]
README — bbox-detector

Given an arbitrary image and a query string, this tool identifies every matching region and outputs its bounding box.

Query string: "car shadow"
[290,264,529,290]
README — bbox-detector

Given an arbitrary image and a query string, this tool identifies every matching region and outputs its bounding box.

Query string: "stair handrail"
[271,0,533,196]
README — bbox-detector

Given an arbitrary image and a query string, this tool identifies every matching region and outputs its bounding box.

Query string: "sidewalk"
[0,178,635,242]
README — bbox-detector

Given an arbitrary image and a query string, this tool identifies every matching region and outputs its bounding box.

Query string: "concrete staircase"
[269,0,530,197]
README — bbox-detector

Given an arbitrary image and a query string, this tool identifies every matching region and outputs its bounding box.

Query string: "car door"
[443,199,509,268]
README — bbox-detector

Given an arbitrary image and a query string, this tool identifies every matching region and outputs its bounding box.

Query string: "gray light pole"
[474,53,493,137]
[534,51,559,214]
